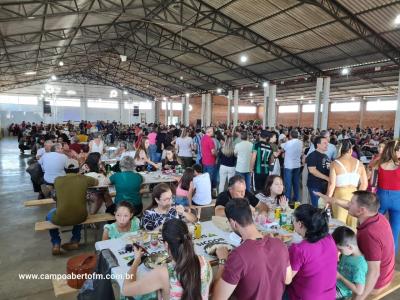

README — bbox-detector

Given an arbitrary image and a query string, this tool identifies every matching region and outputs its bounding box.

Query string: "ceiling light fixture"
[24,71,36,75]
[186,93,190,97]
[395,14,400,25]
[217,88,222,93]
[263,82,268,88]
[250,99,254,103]
[341,67,350,75]
[58,61,64,66]
[249,92,253,97]
[163,97,167,101]
[110,90,118,98]
[180,76,183,80]
[120,55,127,62]
[300,95,304,100]
[51,75,57,80]
[351,97,355,101]
[308,100,312,104]
[123,90,128,95]
[240,55,248,63]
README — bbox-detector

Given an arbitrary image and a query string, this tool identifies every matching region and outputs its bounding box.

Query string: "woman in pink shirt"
[288,204,338,300]
[147,127,158,162]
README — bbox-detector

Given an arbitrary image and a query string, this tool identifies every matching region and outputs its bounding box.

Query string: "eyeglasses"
[159,196,172,202]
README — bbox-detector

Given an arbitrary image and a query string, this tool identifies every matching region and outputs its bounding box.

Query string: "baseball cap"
[65,159,79,170]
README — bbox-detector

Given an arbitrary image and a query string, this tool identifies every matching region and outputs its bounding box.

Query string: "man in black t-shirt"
[250,130,273,191]
[215,175,259,217]
[306,136,330,207]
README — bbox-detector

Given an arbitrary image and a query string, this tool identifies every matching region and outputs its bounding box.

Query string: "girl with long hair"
[376,139,400,253]
[134,136,159,171]
[218,136,236,193]
[327,139,367,228]
[123,218,212,300]
[175,167,195,207]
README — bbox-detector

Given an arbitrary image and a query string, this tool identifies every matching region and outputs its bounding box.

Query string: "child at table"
[162,146,179,171]
[102,201,140,240]
[332,226,368,299]
[175,167,194,207]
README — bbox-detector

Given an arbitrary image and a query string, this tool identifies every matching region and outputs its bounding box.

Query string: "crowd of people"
[13,119,400,299]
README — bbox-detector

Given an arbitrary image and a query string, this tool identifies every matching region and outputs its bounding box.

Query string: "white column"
[201,94,206,127]
[185,95,190,126]
[205,93,212,126]
[80,85,87,120]
[154,100,160,123]
[169,98,174,125]
[394,71,400,138]
[227,90,232,126]
[321,77,330,130]
[267,84,276,129]
[313,77,324,129]
[181,96,185,125]
[164,99,168,125]
[233,89,239,127]
[263,83,270,129]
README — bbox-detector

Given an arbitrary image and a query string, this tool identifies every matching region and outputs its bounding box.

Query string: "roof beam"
[306,0,400,66]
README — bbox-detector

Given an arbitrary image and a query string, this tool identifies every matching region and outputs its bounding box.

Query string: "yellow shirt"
[77,134,88,143]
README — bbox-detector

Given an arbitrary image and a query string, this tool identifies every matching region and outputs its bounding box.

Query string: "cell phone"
[127,253,148,266]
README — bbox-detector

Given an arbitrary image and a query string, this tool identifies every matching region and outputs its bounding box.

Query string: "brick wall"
[160,100,396,129]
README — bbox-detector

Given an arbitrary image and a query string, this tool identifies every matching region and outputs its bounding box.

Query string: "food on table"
[281,224,294,232]
[204,242,233,256]
[143,252,170,269]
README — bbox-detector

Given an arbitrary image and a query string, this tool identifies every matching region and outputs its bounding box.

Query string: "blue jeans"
[377,188,400,254]
[284,168,301,202]
[174,196,189,207]
[236,171,251,192]
[203,165,216,189]
[46,208,82,246]
[148,144,157,162]
[308,187,325,207]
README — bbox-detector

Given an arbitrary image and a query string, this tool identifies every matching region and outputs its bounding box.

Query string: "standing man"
[213,198,292,300]
[250,130,273,192]
[306,136,330,207]
[234,131,253,192]
[317,191,395,300]
[193,128,203,164]
[201,127,217,189]
[282,129,303,202]
[308,129,337,161]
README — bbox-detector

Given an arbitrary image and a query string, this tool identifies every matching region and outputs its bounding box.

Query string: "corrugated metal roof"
[286,4,335,28]
[298,46,348,65]
[250,13,307,41]
[313,22,358,44]
[382,30,400,47]
[173,53,210,66]
[194,62,228,74]
[204,35,255,56]
[201,0,233,9]
[275,30,332,52]
[358,3,400,33]
[246,62,280,74]
[337,0,396,14]
[181,28,219,45]
[221,0,282,26]
[225,47,277,66]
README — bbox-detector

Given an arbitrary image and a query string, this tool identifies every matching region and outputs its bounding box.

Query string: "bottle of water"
[326,207,332,220]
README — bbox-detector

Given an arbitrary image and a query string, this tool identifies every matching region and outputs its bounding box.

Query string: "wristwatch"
[218,259,226,265]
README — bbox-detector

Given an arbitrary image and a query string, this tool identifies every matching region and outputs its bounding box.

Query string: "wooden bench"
[35,213,115,244]
[193,199,216,220]
[24,198,55,207]
[366,271,400,300]
[52,278,79,297]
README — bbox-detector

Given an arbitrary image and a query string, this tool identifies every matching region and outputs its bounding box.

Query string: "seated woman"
[141,183,196,231]
[110,156,143,215]
[102,201,140,240]
[175,168,194,207]
[123,218,212,299]
[81,152,112,214]
[288,204,338,300]
[255,175,290,212]
[162,146,179,171]
[134,137,159,172]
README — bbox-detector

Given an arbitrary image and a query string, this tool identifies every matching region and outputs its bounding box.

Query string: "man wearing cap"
[46,159,98,255]
[250,130,274,191]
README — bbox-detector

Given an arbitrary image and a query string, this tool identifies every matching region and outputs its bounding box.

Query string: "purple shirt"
[222,237,289,300]
[288,235,337,300]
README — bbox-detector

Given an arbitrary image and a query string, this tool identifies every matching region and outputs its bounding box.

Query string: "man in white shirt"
[282,129,303,202]
[39,143,68,185]
[234,132,253,192]
[36,140,54,160]
[188,164,212,206]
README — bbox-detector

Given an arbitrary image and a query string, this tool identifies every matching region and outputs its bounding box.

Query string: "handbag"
[270,158,281,176]
[67,253,97,289]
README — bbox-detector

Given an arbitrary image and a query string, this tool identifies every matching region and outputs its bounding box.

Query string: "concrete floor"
[0,137,399,300]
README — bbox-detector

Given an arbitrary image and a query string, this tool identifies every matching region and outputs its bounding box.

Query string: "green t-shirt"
[103,218,140,239]
[252,141,273,174]
[337,255,368,298]
[110,171,143,207]
[52,174,97,226]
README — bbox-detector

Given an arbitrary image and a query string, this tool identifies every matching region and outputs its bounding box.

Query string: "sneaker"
[52,245,61,255]
[61,242,79,251]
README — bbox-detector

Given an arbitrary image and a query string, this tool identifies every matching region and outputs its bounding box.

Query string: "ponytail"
[162,219,202,300]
